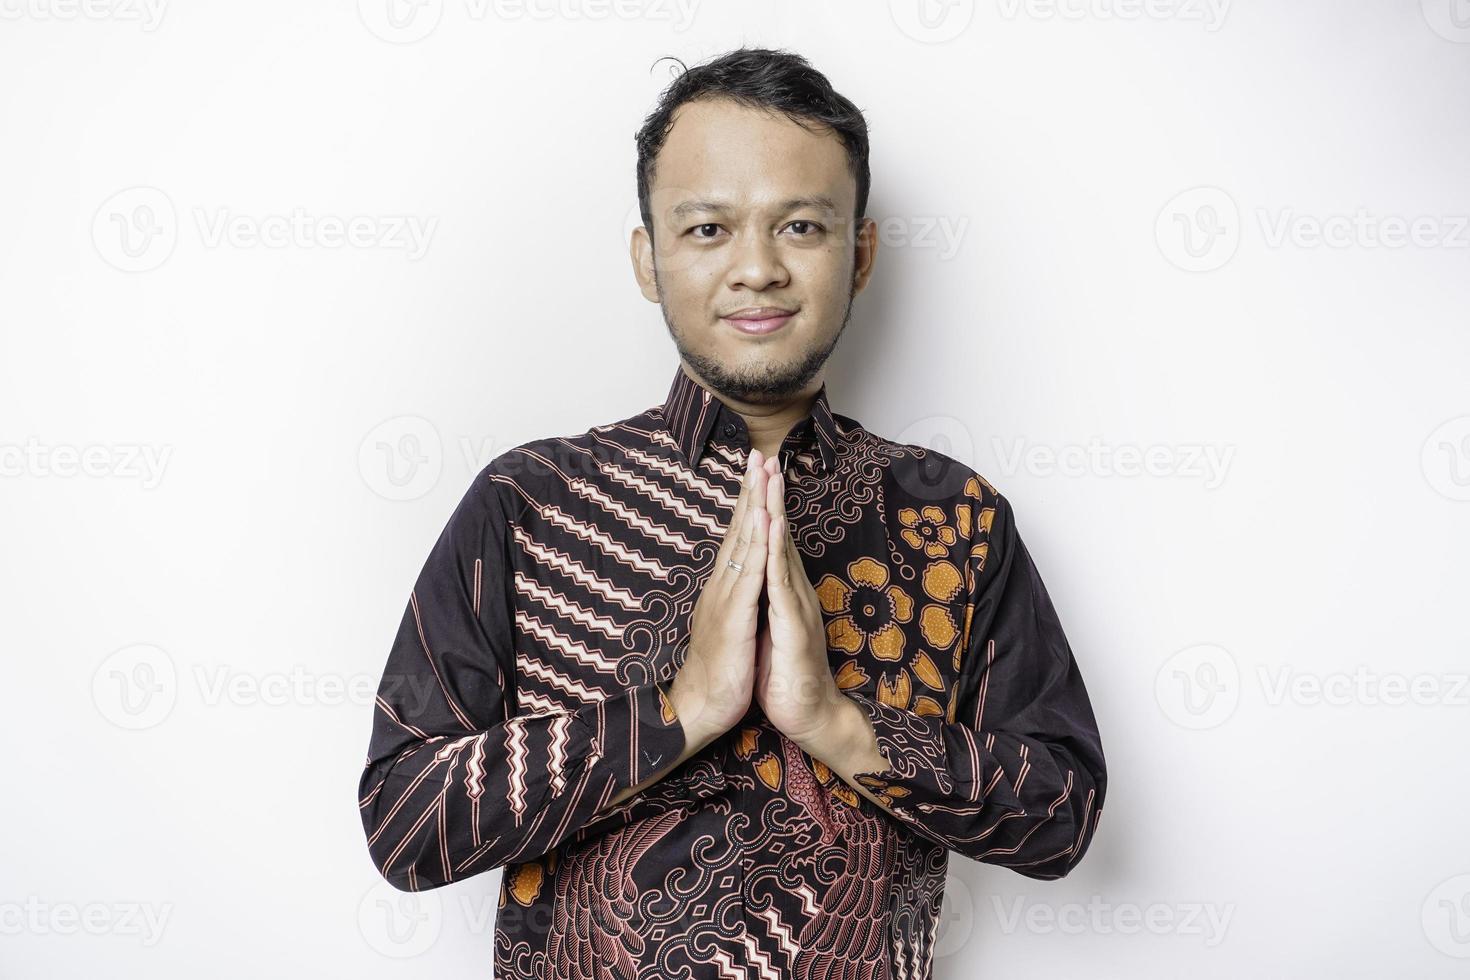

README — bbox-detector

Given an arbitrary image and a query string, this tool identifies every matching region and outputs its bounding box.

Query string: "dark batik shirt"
[358,366,1107,979]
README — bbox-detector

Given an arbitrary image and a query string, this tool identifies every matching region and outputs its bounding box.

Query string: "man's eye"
[787,221,823,236]
[690,224,722,239]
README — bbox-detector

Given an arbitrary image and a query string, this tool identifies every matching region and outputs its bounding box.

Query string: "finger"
[763,472,797,611]
[783,502,809,603]
[725,453,759,543]
[730,451,769,536]
[770,471,809,605]
[724,498,756,588]
[731,505,769,601]
[715,453,762,583]
[726,460,770,594]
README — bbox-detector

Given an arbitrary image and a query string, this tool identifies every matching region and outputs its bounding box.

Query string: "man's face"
[632,97,877,405]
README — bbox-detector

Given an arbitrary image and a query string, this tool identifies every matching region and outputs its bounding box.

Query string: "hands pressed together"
[667,449,849,753]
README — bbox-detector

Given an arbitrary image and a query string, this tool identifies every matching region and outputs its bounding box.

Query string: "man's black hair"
[634,47,870,244]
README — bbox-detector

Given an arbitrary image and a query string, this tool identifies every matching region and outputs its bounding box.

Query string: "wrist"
[788,688,859,760]
[667,668,745,751]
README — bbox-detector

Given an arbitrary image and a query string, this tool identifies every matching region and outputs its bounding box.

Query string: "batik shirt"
[358,366,1107,979]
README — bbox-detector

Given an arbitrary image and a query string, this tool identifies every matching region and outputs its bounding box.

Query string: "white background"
[2,1,1468,976]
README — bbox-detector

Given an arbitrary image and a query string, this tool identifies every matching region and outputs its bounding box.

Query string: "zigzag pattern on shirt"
[545,712,574,797]
[510,528,643,611]
[537,503,672,580]
[620,445,735,509]
[596,465,725,539]
[516,648,613,705]
[512,572,623,639]
[514,610,619,675]
[504,717,532,825]
[567,477,701,553]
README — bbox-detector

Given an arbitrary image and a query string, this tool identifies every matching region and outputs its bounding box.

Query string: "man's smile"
[721,306,798,336]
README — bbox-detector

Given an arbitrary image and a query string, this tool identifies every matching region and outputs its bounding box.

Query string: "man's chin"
[694,359,822,404]
[669,321,845,404]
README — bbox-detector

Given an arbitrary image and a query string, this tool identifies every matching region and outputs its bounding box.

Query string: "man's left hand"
[753,456,847,747]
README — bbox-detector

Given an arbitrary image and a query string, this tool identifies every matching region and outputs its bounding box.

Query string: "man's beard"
[657,276,857,405]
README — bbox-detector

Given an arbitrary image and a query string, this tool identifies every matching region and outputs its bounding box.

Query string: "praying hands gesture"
[668,448,853,758]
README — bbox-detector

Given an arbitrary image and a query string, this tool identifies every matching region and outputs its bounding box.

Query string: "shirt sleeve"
[357,465,689,892]
[844,487,1107,880]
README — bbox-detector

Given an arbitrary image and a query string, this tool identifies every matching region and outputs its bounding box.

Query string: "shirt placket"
[702,414,757,980]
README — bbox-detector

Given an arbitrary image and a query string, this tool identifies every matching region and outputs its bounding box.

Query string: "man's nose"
[725,232,790,292]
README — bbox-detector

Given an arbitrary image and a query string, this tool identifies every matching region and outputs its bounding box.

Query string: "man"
[358,46,1106,979]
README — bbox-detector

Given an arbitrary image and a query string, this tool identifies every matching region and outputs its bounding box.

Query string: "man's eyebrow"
[669,196,840,219]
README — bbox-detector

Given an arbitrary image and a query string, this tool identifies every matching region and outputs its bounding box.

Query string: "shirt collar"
[661,366,839,475]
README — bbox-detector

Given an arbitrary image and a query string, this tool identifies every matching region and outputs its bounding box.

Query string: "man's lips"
[721,308,797,335]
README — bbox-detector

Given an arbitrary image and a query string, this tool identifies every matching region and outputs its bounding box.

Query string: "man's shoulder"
[855,421,1006,513]
[470,401,666,508]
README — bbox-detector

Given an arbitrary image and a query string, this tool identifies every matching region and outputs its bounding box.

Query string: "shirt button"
[722,422,738,438]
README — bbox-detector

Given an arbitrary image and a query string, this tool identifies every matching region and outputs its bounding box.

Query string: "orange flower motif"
[897,506,958,558]
[920,605,958,650]
[916,558,964,652]
[815,557,915,661]
[964,505,996,593]
[964,473,996,500]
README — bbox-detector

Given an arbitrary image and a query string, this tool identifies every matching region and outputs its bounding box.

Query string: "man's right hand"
[668,448,771,751]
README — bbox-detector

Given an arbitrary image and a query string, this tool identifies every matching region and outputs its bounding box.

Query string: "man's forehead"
[651,98,854,214]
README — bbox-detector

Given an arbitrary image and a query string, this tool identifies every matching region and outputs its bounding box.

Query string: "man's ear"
[851,216,879,296]
[629,224,660,303]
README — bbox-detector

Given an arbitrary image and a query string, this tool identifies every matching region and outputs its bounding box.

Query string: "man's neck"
[680,362,821,461]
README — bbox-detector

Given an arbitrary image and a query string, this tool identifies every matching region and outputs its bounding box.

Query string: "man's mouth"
[721,307,797,336]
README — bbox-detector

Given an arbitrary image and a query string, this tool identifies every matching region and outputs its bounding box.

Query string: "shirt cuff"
[585,678,688,795]
[845,691,1023,817]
